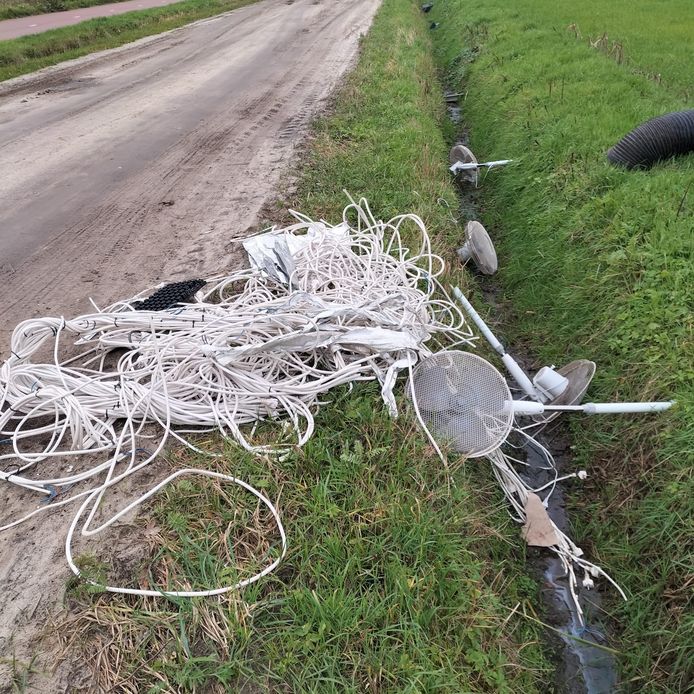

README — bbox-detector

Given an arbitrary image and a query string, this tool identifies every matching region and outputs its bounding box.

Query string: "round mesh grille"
[410,351,513,457]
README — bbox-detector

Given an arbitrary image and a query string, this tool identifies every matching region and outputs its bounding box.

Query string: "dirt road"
[0,0,380,349]
[0,0,182,40]
[0,0,380,689]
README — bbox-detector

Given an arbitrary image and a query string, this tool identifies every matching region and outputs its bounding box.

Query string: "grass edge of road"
[57,1,554,691]
[428,0,693,691]
[0,0,259,82]
[0,0,135,22]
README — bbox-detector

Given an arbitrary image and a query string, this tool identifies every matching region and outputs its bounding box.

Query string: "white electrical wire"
[0,198,474,596]
[485,444,626,624]
[65,468,287,598]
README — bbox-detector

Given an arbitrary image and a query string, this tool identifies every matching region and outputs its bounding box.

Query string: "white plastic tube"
[501,354,538,400]
[449,159,513,173]
[452,287,539,399]
[509,400,675,416]
[452,287,504,353]
[583,401,675,414]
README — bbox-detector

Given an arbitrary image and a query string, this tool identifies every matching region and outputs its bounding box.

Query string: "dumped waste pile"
[0,198,472,595]
[0,196,672,617]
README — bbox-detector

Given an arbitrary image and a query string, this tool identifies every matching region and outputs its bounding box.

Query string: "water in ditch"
[445,94,620,693]
[523,430,619,694]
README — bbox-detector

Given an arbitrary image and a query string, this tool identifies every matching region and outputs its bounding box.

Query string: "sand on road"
[0,0,380,346]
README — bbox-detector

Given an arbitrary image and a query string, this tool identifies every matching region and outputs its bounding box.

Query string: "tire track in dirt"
[0,0,380,345]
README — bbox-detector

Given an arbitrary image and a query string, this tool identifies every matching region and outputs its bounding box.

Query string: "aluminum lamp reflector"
[457,221,498,275]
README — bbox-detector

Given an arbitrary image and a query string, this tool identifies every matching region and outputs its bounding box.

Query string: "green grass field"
[429,0,693,690]
[0,0,257,81]
[60,1,552,692]
[532,0,693,99]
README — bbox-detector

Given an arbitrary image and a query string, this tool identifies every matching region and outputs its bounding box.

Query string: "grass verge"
[427,0,693,690]
[533,0,693,100]
[0,0,258,82]
[60,0,554,691]
[0,0,133,22]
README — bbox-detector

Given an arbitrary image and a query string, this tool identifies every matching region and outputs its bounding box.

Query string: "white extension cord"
[0,197,474,596]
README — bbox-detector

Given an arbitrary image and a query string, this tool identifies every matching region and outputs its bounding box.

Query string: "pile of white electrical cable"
[0,197,474,597]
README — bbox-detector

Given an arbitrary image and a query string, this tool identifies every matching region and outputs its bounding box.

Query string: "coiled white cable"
[65,468,287,598]
[0,198,474,595]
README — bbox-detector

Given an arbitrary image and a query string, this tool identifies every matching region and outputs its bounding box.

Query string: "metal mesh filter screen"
[410,351,513,457]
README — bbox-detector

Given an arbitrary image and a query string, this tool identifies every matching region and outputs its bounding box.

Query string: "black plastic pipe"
[607,110,694,169]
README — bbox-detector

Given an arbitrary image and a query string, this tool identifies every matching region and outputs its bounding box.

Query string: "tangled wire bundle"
[0,198,473,596]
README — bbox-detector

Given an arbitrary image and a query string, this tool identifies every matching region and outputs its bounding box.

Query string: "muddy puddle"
[445,95,619,693]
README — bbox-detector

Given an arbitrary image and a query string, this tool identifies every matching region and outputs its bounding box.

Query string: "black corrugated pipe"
[607,110,694,169]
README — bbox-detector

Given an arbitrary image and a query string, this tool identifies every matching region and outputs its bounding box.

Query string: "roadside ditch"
[445,92,620,694]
